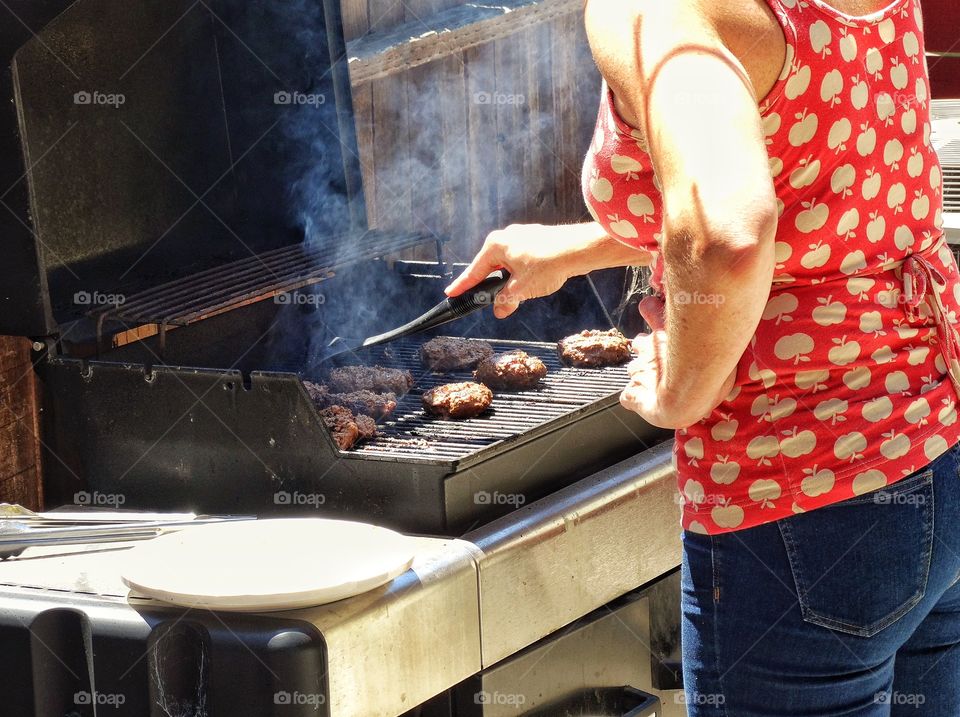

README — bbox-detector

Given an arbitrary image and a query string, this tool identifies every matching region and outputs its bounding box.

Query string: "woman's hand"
[620,295,737,429]
[445,222,653,319]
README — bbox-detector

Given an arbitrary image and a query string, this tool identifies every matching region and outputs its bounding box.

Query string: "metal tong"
[313,269,511,365]
[0,508,254,559]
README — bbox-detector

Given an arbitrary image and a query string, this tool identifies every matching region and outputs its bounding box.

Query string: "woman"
[446,0,960,714]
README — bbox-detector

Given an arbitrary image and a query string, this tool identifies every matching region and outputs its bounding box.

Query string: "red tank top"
[582,0,960,534]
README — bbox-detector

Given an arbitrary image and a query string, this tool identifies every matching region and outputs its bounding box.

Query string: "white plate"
[121,518,415,611]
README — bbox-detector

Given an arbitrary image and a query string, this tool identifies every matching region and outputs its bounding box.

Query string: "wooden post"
[0,337,42,510]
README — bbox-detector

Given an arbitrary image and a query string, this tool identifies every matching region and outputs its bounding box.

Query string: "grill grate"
[87,230,434,327]
[308,338,635,462]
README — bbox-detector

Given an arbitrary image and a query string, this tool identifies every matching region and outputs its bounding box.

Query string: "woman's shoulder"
[584,0,784,112]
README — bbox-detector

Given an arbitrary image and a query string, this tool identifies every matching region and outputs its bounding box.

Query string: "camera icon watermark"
[74,490,126,507]
[474,490,526,507]
[73,90,126,108]
[473,91,526,106]
[274,690,326,707]
[275,291,326,306]
[274,91,326,107]
[274,491,326,507]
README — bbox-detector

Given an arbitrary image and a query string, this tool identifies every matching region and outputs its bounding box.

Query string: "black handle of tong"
[315,270,514,366]
[444,269,511,319]
[355,269,513,351]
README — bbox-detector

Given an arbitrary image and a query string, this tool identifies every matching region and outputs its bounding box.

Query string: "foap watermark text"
[274,91,326,107]
[75,491,126,507]
[475,490,525,507]
[275,291,326,306]
[473,91,525,106]
[74,290,126,306]
[275,491,326,507]
[275,691,325,708]
[74,90,125,108]
[474,691,526,707]
[75,691,126,708]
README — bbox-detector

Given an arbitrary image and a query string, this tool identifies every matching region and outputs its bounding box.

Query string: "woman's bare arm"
[587,0,779,427]
[445,222,653,319]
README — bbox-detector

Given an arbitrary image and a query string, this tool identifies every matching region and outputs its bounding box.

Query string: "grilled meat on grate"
[420,336,495,372]
[422,382,494,420]
[474,351,547,390]
[327,365,415,395]
[355,414,377,440]
[557,329,633,368]
[319,405,377,450]
[304,381,397,420]
[304,380,330,405]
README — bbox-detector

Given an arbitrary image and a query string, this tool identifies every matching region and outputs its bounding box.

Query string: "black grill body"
[38,264,661,536]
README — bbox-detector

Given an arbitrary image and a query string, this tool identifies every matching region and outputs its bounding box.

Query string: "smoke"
[215,1,614,366]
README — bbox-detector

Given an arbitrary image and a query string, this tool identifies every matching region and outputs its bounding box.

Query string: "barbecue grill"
[0,0,662,533]
[0,1,681,715]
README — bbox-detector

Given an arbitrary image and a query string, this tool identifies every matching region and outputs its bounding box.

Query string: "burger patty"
[474,350,547,391]
[421,382,494,420]
[304,381,397,420]
[420,336,495,372]
[318,405,377,450]
[557,329,633,368]
[327,365,415,395]
[304,380,330,405]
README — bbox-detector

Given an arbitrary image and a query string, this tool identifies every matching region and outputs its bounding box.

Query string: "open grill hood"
[0,0,380,340]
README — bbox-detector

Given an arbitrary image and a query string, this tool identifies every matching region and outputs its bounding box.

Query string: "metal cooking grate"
[310,338,634,462]
[82,229,436,351]
[87,230,434,328]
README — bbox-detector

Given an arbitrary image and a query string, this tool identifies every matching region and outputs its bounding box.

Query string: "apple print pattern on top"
[581,0,960,534]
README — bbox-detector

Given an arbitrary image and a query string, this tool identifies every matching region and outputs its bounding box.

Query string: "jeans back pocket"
[777,467,935,638]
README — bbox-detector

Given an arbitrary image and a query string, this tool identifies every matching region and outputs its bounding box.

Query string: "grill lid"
[1,0,385,338]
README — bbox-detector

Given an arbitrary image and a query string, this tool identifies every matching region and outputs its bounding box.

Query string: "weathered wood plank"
[343,1,377,226]
[348,0,581,85]
[437,52,471,263]
[494,32,527,229]
[464,41,500,259]
[571,16,600,223]
[369,0,412,233]
[523,22,557,224]
[0,336,42,510]
[552,11,578,220]
[405,65,450,261]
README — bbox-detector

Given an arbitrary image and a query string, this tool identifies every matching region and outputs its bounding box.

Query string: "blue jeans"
[681,441,960,716]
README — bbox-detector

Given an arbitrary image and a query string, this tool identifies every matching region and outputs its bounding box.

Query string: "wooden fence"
[343,0,601,264]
